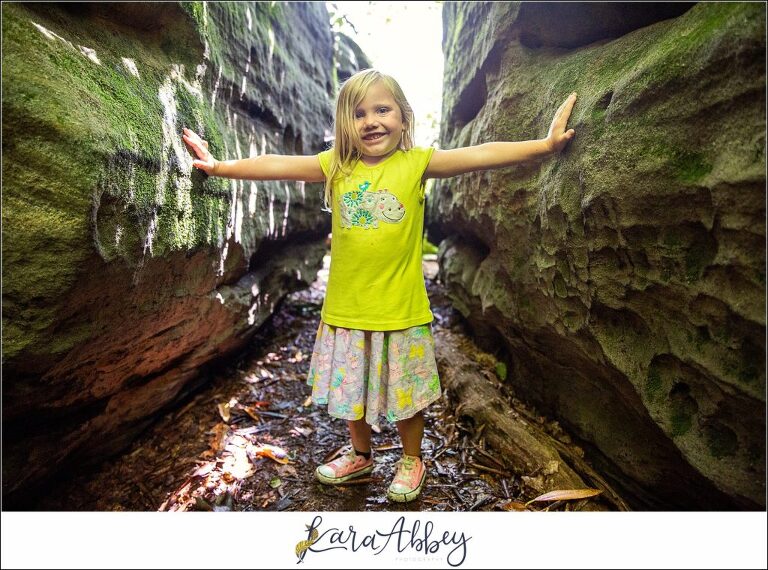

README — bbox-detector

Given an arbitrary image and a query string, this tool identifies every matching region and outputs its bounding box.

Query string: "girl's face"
[353,81,405,164]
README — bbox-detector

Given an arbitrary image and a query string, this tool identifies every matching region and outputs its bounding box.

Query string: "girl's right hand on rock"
[181,127,218,175]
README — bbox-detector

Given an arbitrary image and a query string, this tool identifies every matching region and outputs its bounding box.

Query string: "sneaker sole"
[315,464,374,485]
[386,468,426,503]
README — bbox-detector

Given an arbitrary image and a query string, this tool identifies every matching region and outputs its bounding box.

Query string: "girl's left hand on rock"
[546,92,577,154]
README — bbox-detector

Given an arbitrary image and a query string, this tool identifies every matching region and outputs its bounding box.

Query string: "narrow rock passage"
[33,257,612,512]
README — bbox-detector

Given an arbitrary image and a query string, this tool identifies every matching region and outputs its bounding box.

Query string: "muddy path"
[33,260,607,513]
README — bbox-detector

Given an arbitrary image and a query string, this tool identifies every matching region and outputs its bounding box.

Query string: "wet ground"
[32,258,588,512]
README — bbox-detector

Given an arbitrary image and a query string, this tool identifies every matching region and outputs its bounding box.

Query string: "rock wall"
[429,2,765,509]
[2,2,350,503]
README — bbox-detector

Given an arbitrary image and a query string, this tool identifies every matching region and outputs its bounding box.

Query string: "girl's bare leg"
[348,418,372,453]
[395,412,424,457]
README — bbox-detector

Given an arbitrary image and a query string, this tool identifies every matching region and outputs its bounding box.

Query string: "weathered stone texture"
[2,2,350,502]
[430,2,765,509]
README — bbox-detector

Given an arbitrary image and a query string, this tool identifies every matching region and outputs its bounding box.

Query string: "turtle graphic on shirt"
[339,182,405,229]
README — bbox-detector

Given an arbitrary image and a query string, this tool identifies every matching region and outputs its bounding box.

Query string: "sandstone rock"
[2,2,360,504]
[430,2,765,509]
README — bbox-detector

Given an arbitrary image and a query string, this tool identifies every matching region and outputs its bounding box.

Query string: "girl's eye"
[377,107,389,114]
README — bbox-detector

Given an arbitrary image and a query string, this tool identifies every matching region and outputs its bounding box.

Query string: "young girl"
[182,69,576,503]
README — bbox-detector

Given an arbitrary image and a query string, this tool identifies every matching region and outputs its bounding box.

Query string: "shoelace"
[330,447,356,467]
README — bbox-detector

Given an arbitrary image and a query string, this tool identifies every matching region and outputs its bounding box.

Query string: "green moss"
[737,366,759,385]
[737,340,762,385]
[645,364,662,401]
[556,180,582,223]
[703,421,738,458]
[691,326,709,352]
[661,228,683,248]
[590,106,606,140]
[47,323,95,355]
[1,3,238,359]
[180,1,206,29]
[668,383,697,437]
[553,272,568,298]
[670,407,693,437]
[684,237,715,283]
[562,312,583,331]
[641,141,713,185]
[670,150,713,183]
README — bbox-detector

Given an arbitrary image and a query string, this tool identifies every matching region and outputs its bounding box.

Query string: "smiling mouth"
[382,211,404,221]
[362,132,387,141]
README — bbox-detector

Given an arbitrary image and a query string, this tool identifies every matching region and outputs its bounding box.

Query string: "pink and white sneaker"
[315,446,374,484]
[387,454,426,503]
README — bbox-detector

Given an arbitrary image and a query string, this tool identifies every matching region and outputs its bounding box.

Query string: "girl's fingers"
[183,135,208,158]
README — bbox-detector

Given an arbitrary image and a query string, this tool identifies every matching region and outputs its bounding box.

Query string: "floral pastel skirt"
[306,321,442,425]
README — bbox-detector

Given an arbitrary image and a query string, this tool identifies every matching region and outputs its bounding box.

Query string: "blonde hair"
[323,69,415,209]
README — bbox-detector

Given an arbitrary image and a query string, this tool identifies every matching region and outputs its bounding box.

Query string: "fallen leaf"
[250,443,290,464]
[206,423,230,454]
[277,464,298,478]
[192,463,216,477]
[217,402,231,423]
[373,443,402,451]
[302,396,313,407]
[526,488,602,506]
[290,426,313,438]
[239,405,263,422]
[500,501,529,511]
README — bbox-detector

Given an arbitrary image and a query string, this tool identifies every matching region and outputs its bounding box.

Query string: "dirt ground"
[32,259,601,513]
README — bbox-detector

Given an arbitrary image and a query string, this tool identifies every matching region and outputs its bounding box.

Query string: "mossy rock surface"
[430,2,765,509]
[2,2,370,504]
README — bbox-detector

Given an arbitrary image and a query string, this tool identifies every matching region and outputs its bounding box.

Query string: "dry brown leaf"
[192,462,216,478]
[207,422,230,454]
[250,443,290,464]
[217,402,231,423]
[373,443,402,451]
[290,426,313,438]
[526,488,602,505]
[277,464,298,478]
[239,405,262,422]
[500,501,530,511]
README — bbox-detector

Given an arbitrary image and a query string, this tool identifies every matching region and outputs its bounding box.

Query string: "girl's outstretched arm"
[424,92,577,179]
[181,127,325,182]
